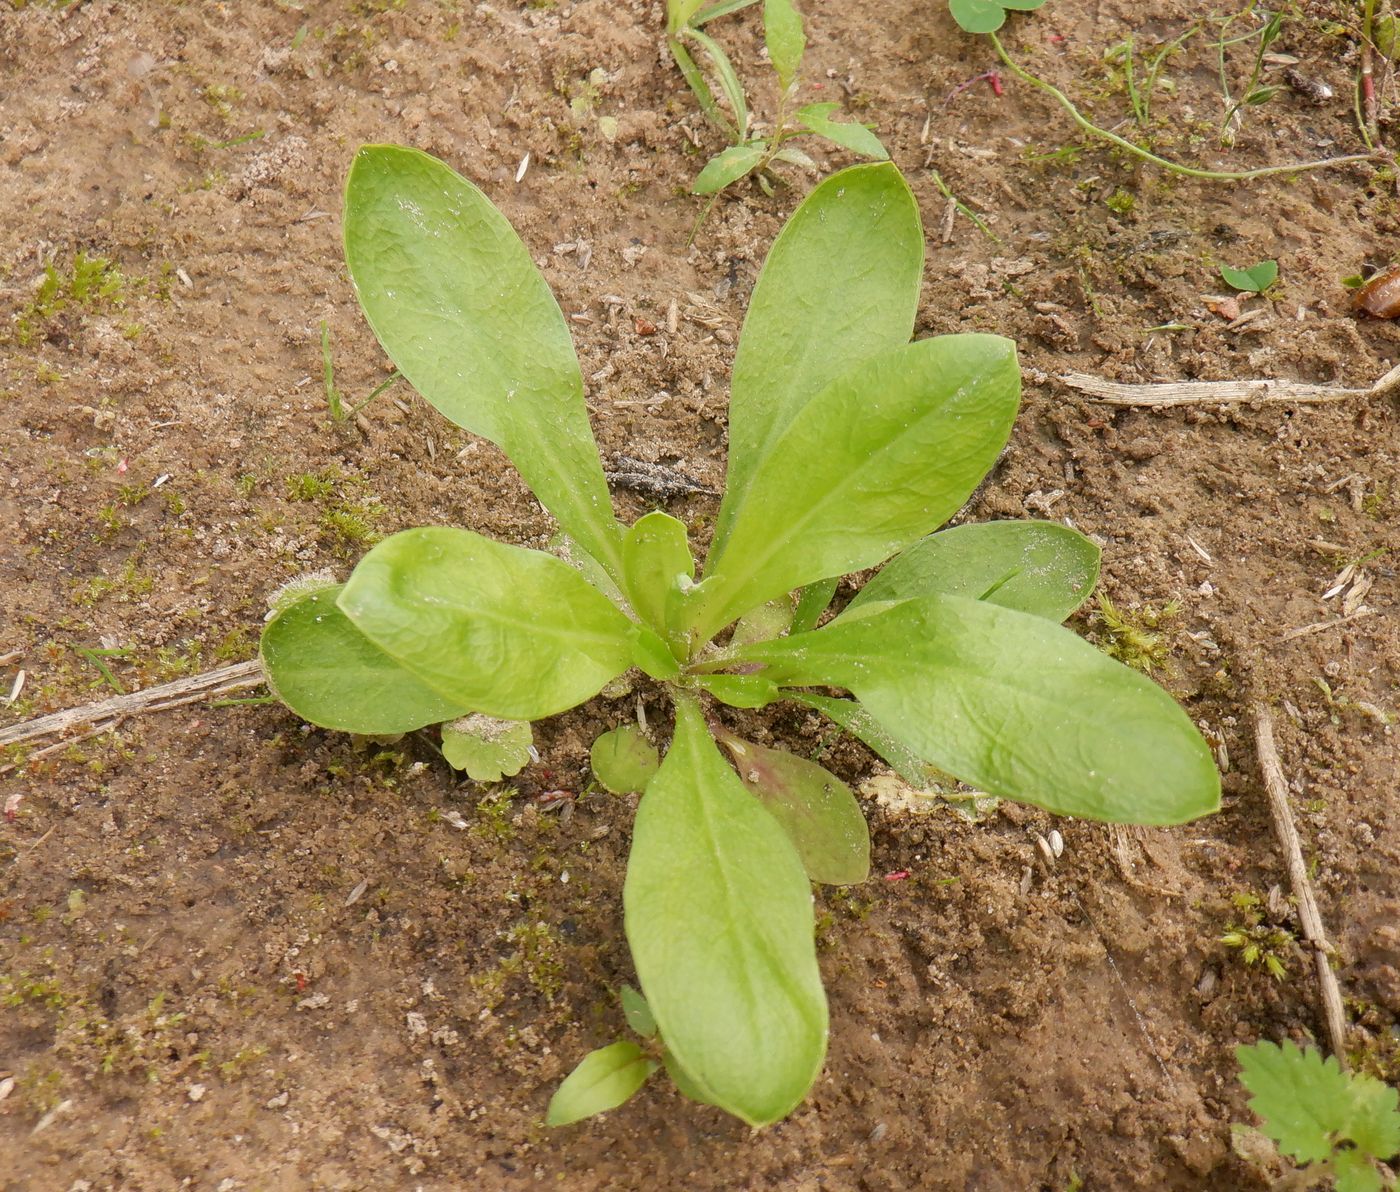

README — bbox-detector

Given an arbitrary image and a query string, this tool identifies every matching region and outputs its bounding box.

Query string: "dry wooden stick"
[0,660,264,752]
[1060,361,1400,409]
[1251,701,1350,1067]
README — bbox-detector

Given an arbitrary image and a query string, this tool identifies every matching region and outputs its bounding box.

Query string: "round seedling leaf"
[1219,260,1278,293]
[590,725,660,794]
[440,714,533,782]
[720,734,870,885]
[950,0,1007,33]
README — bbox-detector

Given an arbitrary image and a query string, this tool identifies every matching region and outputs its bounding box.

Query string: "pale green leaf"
[791,578,838,634]
[1334,1150,1383,1192]
[343,146,622,577]
[619,985,657,1038]
[695,335,1020,641]
[763,0,806,90]
[737,594,1220,825]
[693,672,781,708]
[623,699,827,1126]
[338,527,633,721]
[713,163,923,552]
[260,584,469,734]
[731,597,794,648]
[693,0,761,24]
[441,714,533,782]
[591,725,661,794]
[795,102,887,160]
[669,37,734,137]
[718,733,869,884]
[949,0,1006,33]
[622,511,695,639]
[693,141,768,194]
[547,1041,657,1126]
[846,521,1100,622]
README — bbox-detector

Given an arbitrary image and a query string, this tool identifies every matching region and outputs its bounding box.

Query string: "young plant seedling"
[1219,259,1279,293]
[948,2,1378,183]
[666,0,887,197]
[260,144,1222,1128]
[1236,1040,1400,1191]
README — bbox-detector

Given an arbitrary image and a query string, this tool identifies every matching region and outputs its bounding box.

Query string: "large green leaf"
[737,595,1220,825]
[547,1041,657,1127]
[693,335,1020,642]
[623,699,827,1126]
[712,163,923,553]
[338,527,634,721]
[260,584,470,734]
[846,521,1100,622]
[343,145,622,577]
[718,732,869,885]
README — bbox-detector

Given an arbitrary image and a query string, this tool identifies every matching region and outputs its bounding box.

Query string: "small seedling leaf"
[619,985,657,1038]
[693,672,782,708]
[693,141,768,194]
[624,699,827,1126]
[338,527,633,721]
[763,0,806,90]
[790,578,838,634]
[949,0,1008,33]
[846,521,1101,622]
[698,335,1019,640]
[344,146,622,578]
[719,733,870,884]
[1237,1040,1400,1168]
[546,1041,657,1127]
[714,163,923,553]
[739,594,1221,825]
[621,511,695,639]
[795,102,888,160]
[1219,260,1278,293]
[1333,1148,1384,1192]
[441,715,533,782]
[260,585,470,734]
[591,724,661,793]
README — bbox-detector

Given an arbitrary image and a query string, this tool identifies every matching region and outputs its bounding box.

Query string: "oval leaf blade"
[713,162,923,553]
[591,724,661,794]
[260,584,470,734]
[795,102,888,160]
[621,510,695,638]
[441,714,534,782]
[846,521,1100,621]
[740,595,1220,825]
[343,145,621,575]
[698,335,1020,639]
[719,733,870,885]
[546,1041,657,1127]
[338,527,634,721]
[624,700,827,1126]
[693,141,768,194]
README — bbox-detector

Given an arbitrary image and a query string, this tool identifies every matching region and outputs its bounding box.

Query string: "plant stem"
[989,33,1383,182]
[1362,0,1382,148]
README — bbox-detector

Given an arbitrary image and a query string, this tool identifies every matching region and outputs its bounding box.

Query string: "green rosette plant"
[260,144,1221,1128]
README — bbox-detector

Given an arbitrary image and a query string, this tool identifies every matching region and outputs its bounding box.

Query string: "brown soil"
[2,1,1397,1189]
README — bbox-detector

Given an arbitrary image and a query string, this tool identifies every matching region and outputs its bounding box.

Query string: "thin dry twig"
[1060,361,1400,409]
[0,660,263,753]
[1278,608,1375,643]
[1251,702,1350,1066]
